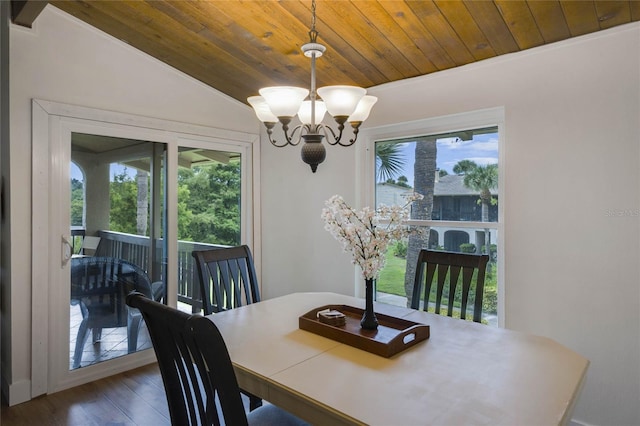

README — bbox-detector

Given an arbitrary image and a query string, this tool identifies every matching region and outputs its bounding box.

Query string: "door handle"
[61,234,73,265]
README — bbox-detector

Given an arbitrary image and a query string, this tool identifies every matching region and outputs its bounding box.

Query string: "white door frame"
[31,99,259,396]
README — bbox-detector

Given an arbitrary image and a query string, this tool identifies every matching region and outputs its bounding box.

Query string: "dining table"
[207,292,588,426]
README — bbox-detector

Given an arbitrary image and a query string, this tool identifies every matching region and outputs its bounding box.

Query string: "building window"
[374,125,500,325]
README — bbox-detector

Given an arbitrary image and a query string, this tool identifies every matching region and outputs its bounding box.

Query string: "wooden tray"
[299,304,430,358]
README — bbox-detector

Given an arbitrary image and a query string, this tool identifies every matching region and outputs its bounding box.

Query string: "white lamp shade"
[297,100,327,125]
[259,86,309,117]
[348,95,378,122]
[247,96,278,123]
[317,85,366,117]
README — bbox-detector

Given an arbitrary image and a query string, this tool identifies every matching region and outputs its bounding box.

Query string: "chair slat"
[411,250,489,323]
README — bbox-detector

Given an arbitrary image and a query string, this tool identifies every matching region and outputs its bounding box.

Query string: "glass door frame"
[31,99,258,396]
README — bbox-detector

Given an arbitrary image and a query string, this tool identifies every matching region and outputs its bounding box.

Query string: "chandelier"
[247,0,377,173]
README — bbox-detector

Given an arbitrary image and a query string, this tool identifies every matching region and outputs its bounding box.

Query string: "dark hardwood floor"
[1,363,171,426]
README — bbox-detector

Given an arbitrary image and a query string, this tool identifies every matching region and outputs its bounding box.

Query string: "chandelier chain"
[309,0,318,43]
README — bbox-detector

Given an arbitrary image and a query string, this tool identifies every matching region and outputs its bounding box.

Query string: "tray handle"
[389,324,430,354]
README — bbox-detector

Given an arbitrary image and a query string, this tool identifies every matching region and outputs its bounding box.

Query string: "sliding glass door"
[69,134,167,370]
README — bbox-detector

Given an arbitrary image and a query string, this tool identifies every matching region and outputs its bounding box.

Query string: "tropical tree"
[463,164,498,222]
[375,142,405,182]
[70,178,84,227]
[463,163,498,257]
[109,168,139,234]
[453,159,477,175]
[404,137,437,307]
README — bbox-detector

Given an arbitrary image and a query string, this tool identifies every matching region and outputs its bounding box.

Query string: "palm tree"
[404,137,436,307]
[375,142,405,182]
[463,164,498,256]
[453,159,477,175]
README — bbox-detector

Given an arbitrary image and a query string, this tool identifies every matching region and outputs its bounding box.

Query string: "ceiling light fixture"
[247,0,377,173]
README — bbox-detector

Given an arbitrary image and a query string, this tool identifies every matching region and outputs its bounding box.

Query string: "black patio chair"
[70,256,153,368]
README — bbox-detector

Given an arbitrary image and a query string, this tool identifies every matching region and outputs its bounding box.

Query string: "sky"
[391,131,499,187]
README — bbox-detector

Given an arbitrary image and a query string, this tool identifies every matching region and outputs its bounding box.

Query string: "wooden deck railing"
[94,230,227,313]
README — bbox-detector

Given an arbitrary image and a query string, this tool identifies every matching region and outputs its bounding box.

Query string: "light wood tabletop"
[208,292,588,426]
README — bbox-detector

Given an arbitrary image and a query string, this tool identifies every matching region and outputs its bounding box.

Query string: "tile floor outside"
[69,302,195,370]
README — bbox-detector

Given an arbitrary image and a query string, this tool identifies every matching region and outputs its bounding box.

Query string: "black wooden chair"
[192,245,263,410]
[126,292,307,426]
[70,256,153,368]
[411,250,489,323]
[192,245,261,315]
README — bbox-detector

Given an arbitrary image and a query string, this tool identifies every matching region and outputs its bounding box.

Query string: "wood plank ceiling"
[31,1,640,104]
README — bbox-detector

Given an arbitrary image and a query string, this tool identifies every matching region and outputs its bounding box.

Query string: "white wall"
[261,23,640,425]
[5,5,257,404]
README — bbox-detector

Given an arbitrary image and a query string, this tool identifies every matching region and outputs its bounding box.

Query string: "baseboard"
[1,377,31,406]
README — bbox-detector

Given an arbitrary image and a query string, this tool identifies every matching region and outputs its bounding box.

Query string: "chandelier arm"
[266,122,304,147]
[343,121,363,146]
[323,119,347,146]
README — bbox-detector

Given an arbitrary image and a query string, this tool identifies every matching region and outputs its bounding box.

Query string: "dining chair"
[191,244,262,410]
[411,249,489,323]
[126,292,308,426]
[192,245,261,315]
[70,256,153,368]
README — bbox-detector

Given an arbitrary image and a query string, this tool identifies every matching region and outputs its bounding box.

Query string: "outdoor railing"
[94,230,226,313]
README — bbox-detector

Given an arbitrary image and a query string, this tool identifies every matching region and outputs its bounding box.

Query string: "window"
[373,125,500,326]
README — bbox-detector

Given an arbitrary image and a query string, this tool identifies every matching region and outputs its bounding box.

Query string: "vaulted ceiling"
[13,1,640,105]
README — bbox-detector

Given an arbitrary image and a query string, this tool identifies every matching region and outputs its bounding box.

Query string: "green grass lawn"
[375,248,498,316]
[376,250,407,296]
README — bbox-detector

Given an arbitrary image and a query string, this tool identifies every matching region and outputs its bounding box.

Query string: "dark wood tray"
[299,304,430,358]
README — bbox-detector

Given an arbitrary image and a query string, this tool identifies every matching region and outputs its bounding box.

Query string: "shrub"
[483,286,497,314]
[393,240,408,258]
[481,243,498,259]
[459,243,476,253]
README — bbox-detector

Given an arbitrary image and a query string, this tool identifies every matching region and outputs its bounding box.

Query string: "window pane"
[70,134,166,369]
[374,126,499,326]
[375,127,498,223]
[176,148,242,314]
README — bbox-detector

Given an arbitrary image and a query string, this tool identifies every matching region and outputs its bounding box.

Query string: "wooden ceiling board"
[169,2,299,89]
[377,1,455,71]
[281,0,384,86]
[494,1,546,50]
[595,1,633,29]
[632,1,640,21]
[407,1,477,66]
[319,0,414,82]
[461,0,519,56]
[42,0,639,105]
[527,1,572,43]
[434,0,497,61]
[351,0,439,75]
[116,1,269,101]
[559,1,600,37]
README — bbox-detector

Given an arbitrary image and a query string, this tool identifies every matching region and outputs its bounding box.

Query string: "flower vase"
[360,279,378,330]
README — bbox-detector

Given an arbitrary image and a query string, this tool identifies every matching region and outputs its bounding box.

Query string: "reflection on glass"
[69,133,166,369]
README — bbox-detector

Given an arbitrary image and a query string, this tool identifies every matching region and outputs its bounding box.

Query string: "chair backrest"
[192,245,260,315]
[70,256,152,326]
[411,250,489,323]
[126,292,249,426]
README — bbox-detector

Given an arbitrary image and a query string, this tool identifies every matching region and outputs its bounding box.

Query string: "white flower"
[322,193,423,280]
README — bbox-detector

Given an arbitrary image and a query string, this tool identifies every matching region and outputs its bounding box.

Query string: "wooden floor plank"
[1,363,169,426]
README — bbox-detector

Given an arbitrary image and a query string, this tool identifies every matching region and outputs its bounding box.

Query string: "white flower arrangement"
[321,193,423,281]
